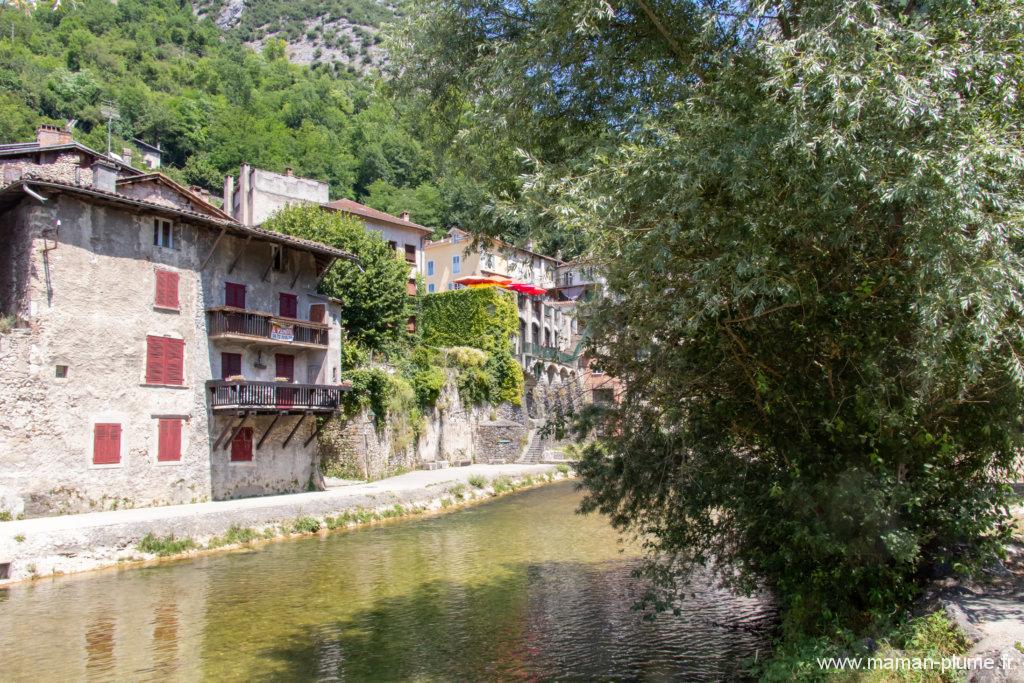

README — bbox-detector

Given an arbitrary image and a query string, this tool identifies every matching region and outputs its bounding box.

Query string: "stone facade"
[0,131,352,516]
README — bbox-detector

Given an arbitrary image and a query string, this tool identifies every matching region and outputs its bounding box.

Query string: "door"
[275,354,295,408]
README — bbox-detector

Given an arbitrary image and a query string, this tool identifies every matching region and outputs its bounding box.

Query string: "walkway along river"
[0,481,774,681]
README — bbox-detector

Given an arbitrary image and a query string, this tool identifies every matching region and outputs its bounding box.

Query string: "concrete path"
[0,463,562,585]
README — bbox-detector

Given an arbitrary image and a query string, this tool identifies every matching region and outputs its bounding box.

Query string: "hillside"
[192,0,398,74]
[0,0,456,229]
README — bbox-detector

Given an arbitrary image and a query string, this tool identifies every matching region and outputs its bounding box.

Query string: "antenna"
[99,101,119,156]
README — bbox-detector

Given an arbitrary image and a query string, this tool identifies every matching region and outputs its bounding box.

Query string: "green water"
[0,482,772,681]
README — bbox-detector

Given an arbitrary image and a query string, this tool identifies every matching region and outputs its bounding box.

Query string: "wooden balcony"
[207,380,349,413]
[206,307,329,349]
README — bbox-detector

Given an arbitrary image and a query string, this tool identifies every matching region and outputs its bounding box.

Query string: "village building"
[423,228,583,416]
[0,128,353,517]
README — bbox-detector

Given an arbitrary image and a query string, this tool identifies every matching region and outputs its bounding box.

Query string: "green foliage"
[293,516,322,533]
[0,0,459,224]
[491,475,513,494]
[448,483,466,501]
[404,0,1024,641]
[262,204,410,352]
[760,611,971,682]
[421,288,524,405]
[137,532,196,557]
[410,365,445,407]
[208,524,260,548]
[467,474,487,489]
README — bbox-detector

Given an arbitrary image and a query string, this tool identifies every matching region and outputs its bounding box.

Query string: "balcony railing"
[207,307,329,348]
[207,380,348,412]
[521,341,579,365]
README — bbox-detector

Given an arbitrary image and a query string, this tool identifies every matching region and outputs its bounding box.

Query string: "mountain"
[192,0,399,74]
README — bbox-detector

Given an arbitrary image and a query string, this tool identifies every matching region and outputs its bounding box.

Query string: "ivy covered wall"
[420,287,524,404]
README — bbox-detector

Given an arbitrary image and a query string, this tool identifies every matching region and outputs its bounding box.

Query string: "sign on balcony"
[270,322,295,342]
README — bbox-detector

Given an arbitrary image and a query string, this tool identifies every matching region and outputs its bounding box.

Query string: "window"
[225,282,246,309]
[427,261,434,276]
[93,423,122,465]
[427,284,435,293]
[271,245,285,271]
[406,316,417,333]
[157,418,182,462]
[221,352,241,380]
[593,388,615,405]
[388,240,397,251]
[452,232,461,243]
[404,244,417,264]
[153,219,174,249]
[309,303,326,323]
[279,292,298,319]
[230,427,253,462]
[154,269,179,310]
[146,336,185,386]
[484,253,495,269]
[452,255,461,274]
[275,354,295,381]
[55,365,68,378]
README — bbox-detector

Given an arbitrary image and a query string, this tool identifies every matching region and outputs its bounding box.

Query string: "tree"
[398,0,1024,635]
[262,203,411,353]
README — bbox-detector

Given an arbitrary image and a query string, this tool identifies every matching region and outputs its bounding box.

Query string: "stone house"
[0,128,353,517]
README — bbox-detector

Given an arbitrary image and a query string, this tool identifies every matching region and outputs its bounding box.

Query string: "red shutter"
[221,352,242,380]
[308,304,326,323]
[93,423,121,465]
[157,418,182,462]
[155,270,179,309]
[146,336,184,386]
[275,354,294,381]
[166,338,185,386]
[231,427,253,462]
[225,282,246,309]
[146,335,165,384]
[279,293,297,319]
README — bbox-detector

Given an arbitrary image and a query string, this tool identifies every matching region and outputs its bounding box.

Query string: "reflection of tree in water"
[258,560,771,682]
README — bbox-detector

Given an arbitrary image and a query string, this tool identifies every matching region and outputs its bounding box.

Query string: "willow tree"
[397,0,1024,633]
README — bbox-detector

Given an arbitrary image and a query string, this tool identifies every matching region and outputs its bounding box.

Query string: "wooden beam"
[200,227,227,270]
[256,412,284,450]
[282,412,309,448]
[222,411,252,451]
[227,236,251,274]
[303,415,329,448]
[289,260,301,289]
[260,252,274,282]
[314,256,336,289]
[212,416,237,450]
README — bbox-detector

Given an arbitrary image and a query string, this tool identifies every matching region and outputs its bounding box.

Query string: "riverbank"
[0,463,570,586]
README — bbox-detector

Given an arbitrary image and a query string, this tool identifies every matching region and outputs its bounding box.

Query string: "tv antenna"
[100,101,119,156]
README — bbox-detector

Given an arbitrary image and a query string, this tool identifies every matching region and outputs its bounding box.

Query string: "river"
[0,481,773,681]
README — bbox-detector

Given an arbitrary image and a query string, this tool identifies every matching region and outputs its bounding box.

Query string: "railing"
[521,342,579,365]
[207,380,347,411]
[207,307,328,347]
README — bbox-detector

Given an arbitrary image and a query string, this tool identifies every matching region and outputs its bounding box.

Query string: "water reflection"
[0,482,773,681]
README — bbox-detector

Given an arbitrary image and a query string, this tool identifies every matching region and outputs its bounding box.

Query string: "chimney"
[284,167,293,177]
[91,159,118,193]
[223,175,235,218]
[36,124,72,148]
[122,147,133,168]
[399,210,410,222]
[189,185,213,204]
[238,162,251,225]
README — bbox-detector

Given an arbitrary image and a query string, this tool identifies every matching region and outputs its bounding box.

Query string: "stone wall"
[318,371,529,480]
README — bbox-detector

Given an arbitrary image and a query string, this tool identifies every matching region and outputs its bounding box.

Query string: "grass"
[491,475,514,494]
[0,511,11,522]
[0,314,15,335]
[759,611,971,682]
[14,534,24,543]
[207,524,259,548]
[449,483,467,501]
[137,533,196,557]
[468,474,488,488]
[555,463,570,475]
[292,516,321,533]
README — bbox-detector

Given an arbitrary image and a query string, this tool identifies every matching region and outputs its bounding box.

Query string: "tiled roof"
[0,141,144,174]
[115,172,234,221]
[324,198,433,234]
[1,179,355,261]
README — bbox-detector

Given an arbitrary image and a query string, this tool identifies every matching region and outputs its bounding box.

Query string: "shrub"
[293,517,321,533]
[449,483,467,501]
[137,533,196,557]
[491,476,513,494]
[467,474,487,489]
